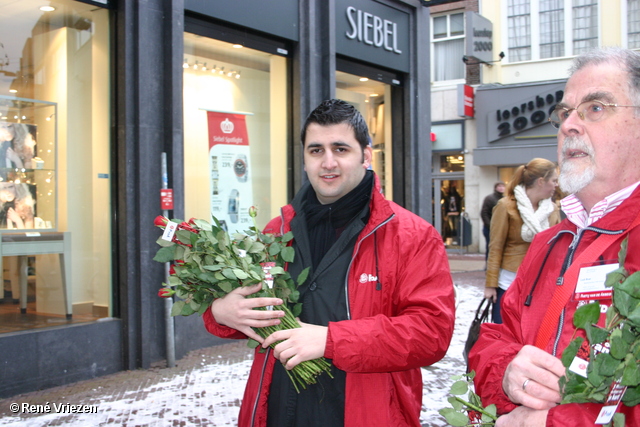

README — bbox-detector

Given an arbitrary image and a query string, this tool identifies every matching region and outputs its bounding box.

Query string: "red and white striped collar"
[561,181,640,229]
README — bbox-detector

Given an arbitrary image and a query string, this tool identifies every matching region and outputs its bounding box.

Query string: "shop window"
[440,154,465,173]
[431,13,465,82]
[0,0,111,333]
[183,33,289,232]
[335,70,392,199]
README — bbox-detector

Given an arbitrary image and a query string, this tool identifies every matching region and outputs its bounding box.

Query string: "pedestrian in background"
[484,158,560,323]
[480,181,505,261]
[203,99,456,427]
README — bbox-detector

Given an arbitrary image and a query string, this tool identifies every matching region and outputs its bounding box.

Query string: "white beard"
[558,136,596,195]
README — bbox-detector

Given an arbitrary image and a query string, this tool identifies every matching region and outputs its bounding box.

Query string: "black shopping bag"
[463,298,492,368]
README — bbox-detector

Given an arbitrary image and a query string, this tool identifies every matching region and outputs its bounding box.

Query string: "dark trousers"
[482,225,490,261]
[492,287,505,324]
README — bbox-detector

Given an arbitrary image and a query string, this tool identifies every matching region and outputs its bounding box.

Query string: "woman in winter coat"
[484,158,561,323]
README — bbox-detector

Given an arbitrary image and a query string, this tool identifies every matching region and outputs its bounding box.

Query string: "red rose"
[154,215,169,228]
[158,288,175,298]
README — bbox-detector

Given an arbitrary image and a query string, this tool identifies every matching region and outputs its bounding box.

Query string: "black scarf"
[303,170,374,269]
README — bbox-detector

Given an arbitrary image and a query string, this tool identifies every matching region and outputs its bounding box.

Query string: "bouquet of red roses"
[153,208,333,392]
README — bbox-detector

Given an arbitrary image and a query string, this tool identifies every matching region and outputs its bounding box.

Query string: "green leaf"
[171,300,185,316]
[438,408,468,427]
[181,302,195,316]
[297,267,310,286]
[574,302,601,330]
[613,287,638,318]
[175,229,193,245]
[622,354,640,386]
[618,237,629,266]
[610,328,629,360]
[619,271,640,298]
[594,352,619,377]
[269,266,285,276]
[268,243,281,256]
[605,268,628,288]
[197,303,209,315]
[622,384,640,406]
[192,219,211,231]
[587,362,604,387]
[586,325,609,346]
[613,413,626,427]
[247,338,260,349]
[232,268,249,280]
[249,241,265,254]
[289,290,300,303]
[291,303,302,318]
[450,380,468,395]
[446,396,464,411]
[281,231,294,242]
[281,246,295,263]
[621,323,636,344]
[627,303,640,327]
[175,245,185,260]
[484,404,497,418]
[218,281,233,293]
[167,276,182,286]
[561,337,584,367]
[222,268,237,280]
[155,236,175,247]
[153,246,177,263]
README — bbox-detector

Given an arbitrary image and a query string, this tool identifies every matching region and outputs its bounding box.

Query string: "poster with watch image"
[206,111,254,233]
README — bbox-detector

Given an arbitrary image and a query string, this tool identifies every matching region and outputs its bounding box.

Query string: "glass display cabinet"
[0,95,70,318]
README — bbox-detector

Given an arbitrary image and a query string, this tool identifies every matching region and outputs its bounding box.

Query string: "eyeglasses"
[548,99,640,129]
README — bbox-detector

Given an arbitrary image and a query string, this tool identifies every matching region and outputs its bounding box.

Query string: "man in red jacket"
[469,47,640,425]
[203,99,456,426]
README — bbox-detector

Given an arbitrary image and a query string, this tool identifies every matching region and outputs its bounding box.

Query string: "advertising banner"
[207,111,253,233]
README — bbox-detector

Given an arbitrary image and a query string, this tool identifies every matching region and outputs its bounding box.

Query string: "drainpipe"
[162,152,176,368]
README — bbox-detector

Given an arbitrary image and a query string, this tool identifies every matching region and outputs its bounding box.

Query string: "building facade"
[0,0,434,397]
[429,0,640,254]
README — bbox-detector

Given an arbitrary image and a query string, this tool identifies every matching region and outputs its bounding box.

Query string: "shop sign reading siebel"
[345,7,402,54]
[487,89,564,143]
[336,0,409,72]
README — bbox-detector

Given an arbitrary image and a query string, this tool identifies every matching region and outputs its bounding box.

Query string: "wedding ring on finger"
[522,378,531,392]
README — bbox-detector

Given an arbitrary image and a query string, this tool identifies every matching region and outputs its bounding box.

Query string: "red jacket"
[469,186,640,426]
[203,177,455,426]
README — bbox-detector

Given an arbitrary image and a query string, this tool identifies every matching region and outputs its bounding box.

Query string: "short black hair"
[301,99,370,150]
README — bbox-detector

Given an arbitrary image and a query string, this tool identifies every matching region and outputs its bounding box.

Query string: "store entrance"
[434,178,466,248]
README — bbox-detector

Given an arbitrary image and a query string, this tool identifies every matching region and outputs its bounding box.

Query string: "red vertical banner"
[206,111,253,232]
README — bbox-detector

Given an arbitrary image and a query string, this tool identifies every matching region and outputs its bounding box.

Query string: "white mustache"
[560,136,594,160]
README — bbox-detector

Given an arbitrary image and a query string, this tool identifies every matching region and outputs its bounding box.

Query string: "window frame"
[430,12,466,84]
[503,0,600,63]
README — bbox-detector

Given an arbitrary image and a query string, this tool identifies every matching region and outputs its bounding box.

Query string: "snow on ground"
[0,275,484,426]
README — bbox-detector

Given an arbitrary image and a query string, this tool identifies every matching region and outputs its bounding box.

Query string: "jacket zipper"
[250,347,271,427]
[250,208,287,425]
[344,213,394,320]
[551,226,625,356]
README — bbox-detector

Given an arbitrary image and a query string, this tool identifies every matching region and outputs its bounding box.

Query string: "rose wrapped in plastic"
[153,210,333,392]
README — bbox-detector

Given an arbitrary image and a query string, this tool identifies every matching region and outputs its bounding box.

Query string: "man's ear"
[363,145,373,169]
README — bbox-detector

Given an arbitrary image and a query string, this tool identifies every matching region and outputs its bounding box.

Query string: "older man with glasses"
[469,47,640,426]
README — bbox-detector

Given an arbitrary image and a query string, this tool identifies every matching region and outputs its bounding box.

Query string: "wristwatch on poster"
[233,154,248,183]
[228,189,239,223]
